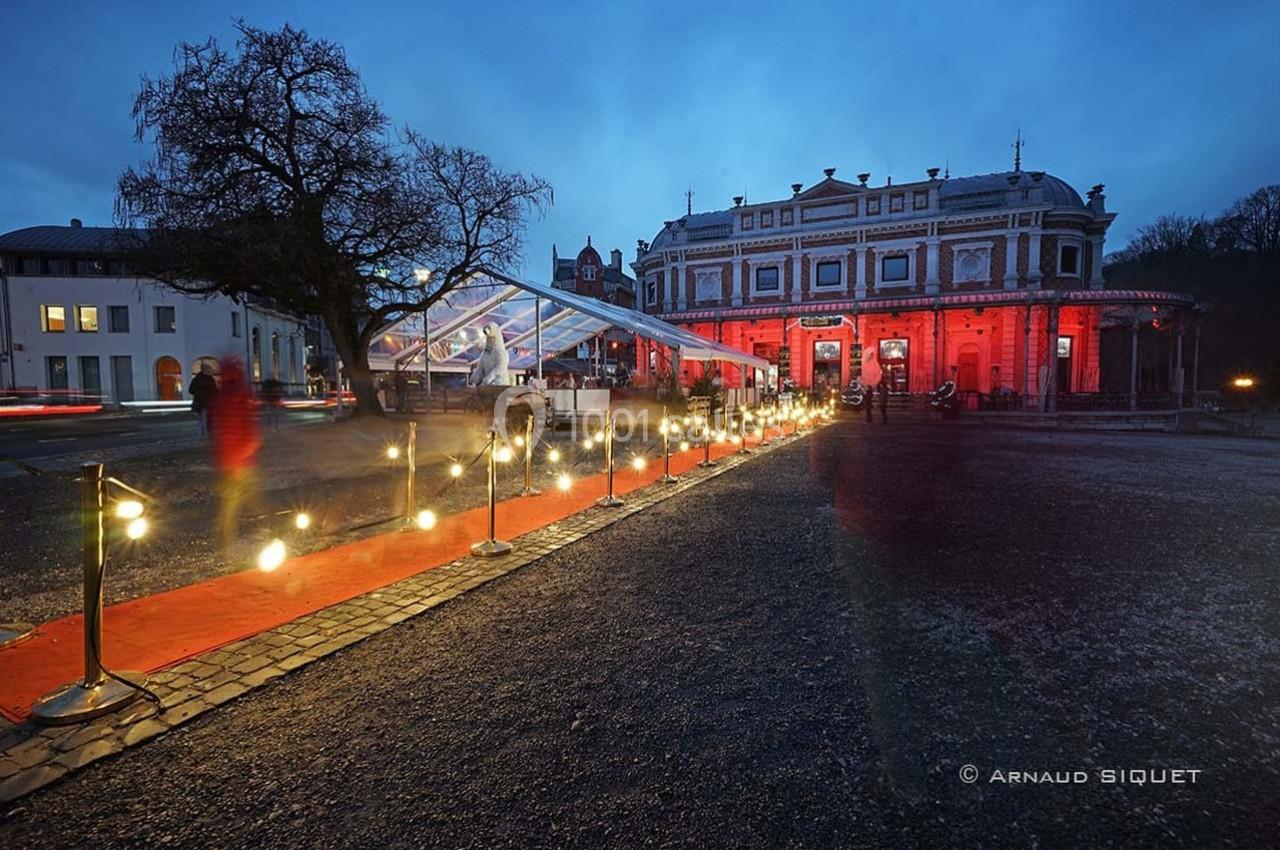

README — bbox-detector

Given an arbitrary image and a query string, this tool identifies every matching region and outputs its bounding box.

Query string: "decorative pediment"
[794,178,865,201]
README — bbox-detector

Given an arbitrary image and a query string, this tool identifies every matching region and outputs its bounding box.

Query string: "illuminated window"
[41,305,67,332]
[1057,336,1073,358]
[879,338,908,361]
[815,261,842,288]
[76,305,99,332]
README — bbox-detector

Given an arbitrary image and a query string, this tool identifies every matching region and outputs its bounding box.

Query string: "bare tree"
[1129,214,1208,257]
[116,21,551,414]
[1217,185,1280,256]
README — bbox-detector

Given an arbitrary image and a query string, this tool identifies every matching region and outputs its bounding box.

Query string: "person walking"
[188,365,219,439]
[260,377,284,432]
[210,358,262,552]
[878,379,890,424]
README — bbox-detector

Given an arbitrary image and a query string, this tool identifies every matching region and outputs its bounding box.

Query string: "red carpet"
[0,434,772,721]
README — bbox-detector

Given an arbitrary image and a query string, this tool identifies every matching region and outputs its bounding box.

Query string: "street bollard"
[401,421,417,530]
[471,431,513,557]
[596,410,624,507]
[33,462,147,724]
[520,414,541,497]
[660,407,679,483]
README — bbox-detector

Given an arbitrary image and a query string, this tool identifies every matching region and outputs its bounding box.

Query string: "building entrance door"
[956,344,980,392]
[155,356,183,401]
[111,356,134,402]
[878,339,909,393]
[812,340,841,395]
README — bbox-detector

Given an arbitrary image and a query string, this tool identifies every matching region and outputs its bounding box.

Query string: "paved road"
[1,420,1276,848]
[0,409,328,465]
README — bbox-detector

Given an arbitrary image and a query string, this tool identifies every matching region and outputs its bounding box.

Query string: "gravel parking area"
[1,420,1276,848]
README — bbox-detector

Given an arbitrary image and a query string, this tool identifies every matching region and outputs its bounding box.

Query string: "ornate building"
[552,237,636,308]
[632,163,1198,408]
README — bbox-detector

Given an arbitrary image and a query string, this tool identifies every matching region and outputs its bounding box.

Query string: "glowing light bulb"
[659,421,669,435]
[582,437,594,450]
[547,448,561,464]
[682,416,691,426]
[416,509,437,530]
[514,435,525,448]
[449,462,464,478]
[115,499,144,520]
[494,445,513,463]
[715,431,727,443]
[593,431,605,444]
[125,517,148,540]
[631,456,647,471]
[679,440,690,452]
[257,539,286,572]
[556,472,572,491]
[730,435,742,445]
[386,446,400,460]
[294,512,311,530]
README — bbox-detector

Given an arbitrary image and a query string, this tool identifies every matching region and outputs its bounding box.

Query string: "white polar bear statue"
[469,322,510,386]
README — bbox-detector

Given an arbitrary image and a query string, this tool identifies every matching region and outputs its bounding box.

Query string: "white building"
[0,222,318,403]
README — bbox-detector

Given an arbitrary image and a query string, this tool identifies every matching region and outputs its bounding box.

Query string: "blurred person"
[260,377,285,431]
[878,379,890,425]
[210,358,262,551]
[393,368,410,413]
[188,365,219,438]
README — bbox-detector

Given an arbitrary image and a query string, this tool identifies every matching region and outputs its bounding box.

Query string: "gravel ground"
[0,412,661,624]
[1,419,1277,848]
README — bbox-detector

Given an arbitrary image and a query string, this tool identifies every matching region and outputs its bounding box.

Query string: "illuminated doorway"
[812,340,842,394]
[956,343,980,392]
[155,356,183,400]
[878,338,909,393]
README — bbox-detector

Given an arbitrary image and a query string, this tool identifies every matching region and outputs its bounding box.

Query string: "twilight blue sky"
[2,0,1277,274]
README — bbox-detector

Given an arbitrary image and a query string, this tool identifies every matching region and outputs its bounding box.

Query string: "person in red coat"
[210,358,262,551]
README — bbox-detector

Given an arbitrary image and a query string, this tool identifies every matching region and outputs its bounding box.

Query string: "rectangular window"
[645,279,657,306]
[913,190,929,210]
[154,306,176,333]
[47,356,69,390]
[882,256,909,282]
[80,356,102,395]
[761,210,773,227]
[19,257,42,275]
[1059,244,1080,275]
[780,208,794,225]
[76,305,99,332]
[755,266,780,292]
[866,197,881,215]
[1057,336,1073,359]
[741,213,754,231]
[815,261,842,288]
[231,311,242,337]
[40,305,66,332]
[107,259,129,276]
[45,257,68,275]
[74,258,105,275]
[107,305,130,333]
[889,194,904,213]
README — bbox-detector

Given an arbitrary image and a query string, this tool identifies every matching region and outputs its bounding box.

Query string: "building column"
[1129,312,1140,411]
[1022,303,1032,402]
[932,309,940,387]
[676,261,687,311]
[1003,232,1019,290]
[1088,236,1105,289]
[665,265,676,312]
[925,238,940,296]
[1192,313,1201,398]
[732,258,744,307]
[1028,231,1042,288]
[1175,313,1185,409]
[791,250,803,304]
[1044,303,1059,412]
[854,246,867,300]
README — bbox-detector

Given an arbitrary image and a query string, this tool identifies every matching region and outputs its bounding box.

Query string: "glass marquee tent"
[367,270,767,376]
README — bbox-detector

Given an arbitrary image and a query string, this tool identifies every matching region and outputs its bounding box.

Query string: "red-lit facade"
[630,167,1197,406]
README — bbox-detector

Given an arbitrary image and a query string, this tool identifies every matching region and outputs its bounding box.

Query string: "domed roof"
[939,171,1084,209]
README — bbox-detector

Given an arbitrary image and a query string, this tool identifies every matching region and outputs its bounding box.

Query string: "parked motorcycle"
[930,379,959,419]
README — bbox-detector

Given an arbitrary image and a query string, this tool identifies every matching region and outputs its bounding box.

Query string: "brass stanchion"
[401,421,417,530]
[471,431,513,557]
[698,411,717,468]
[520,414,540,496]
[660,407,678,483]
[759,410,773,447]
[33,462,146,724]
[737,409,752,454]
[596,410,624,507]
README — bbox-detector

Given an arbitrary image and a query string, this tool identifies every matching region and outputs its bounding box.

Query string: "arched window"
[271,331,281,380]
[191,356,221,382]
[251,327,262,382]
[155,356,183,401]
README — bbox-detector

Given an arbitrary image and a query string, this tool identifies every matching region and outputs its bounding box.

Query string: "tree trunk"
[325,313,385,417]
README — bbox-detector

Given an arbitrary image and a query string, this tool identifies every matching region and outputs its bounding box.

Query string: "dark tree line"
[116,22,551,415]
[1106,185,1280,265]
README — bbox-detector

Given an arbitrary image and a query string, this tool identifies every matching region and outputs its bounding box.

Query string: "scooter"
[930,379,959,419]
